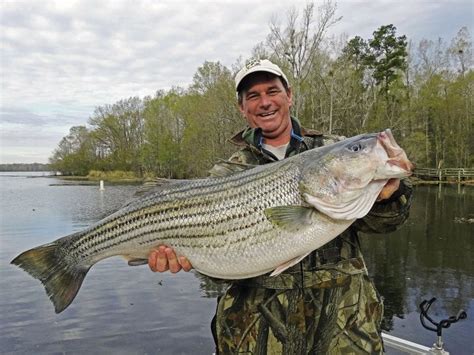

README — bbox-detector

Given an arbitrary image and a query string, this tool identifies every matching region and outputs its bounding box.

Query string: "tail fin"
[11,241,90,313]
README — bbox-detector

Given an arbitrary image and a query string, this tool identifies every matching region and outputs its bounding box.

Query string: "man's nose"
[258,94,271,108]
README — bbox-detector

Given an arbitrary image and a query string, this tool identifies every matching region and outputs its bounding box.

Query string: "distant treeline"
[0,163,51,172]
[49,2,473,178]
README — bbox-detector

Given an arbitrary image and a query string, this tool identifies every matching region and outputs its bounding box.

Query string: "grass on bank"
[58,170,145,183]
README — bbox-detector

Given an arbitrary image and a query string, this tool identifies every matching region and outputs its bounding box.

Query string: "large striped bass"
[12,129,413,313]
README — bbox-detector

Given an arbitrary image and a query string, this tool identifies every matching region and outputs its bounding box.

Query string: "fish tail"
[11,240,90,313]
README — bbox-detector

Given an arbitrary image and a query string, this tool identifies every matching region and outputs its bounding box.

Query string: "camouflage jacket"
[210,118,413,354]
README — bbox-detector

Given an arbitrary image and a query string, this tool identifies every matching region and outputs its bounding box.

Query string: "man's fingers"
[148,250,158,271]
[148,246,169,272]
[179,256,193,272]
[148,245,194,273]
[377,178,400,201]
[156,246,170,272]
[166,248,182,273]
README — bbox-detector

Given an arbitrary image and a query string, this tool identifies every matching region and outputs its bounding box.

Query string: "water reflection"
[195,273,229,299]
[358,185,472,350]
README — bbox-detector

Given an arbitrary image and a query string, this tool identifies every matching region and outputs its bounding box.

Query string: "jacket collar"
[229,117,321,160]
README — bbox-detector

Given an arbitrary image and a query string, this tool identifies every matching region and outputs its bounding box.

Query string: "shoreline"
[3,171,474,186]
[52,175,474,187]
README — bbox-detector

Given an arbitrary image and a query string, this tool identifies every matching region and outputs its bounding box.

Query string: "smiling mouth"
[258,110,277,118]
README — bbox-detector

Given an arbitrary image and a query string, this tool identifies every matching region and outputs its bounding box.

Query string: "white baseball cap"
[235,59,289,92]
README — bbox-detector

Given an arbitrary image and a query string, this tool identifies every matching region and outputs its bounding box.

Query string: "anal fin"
[270,252,311,277]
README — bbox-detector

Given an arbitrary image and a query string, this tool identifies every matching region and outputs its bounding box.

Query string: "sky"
[1,0,472,164]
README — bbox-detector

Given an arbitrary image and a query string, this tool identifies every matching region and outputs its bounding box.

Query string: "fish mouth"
[377,129,414,175]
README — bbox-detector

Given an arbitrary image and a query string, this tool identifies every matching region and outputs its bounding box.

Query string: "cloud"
[0,106,92,126]
[0,122,67,163]
[0,108,49,126]
[334,1,471,41]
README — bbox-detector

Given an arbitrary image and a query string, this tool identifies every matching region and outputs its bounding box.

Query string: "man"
[148,59,412,354]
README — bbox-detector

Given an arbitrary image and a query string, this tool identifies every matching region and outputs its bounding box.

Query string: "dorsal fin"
[120,178,190,210]
[133,178,188,197]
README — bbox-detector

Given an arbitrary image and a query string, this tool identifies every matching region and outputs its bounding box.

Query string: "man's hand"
[148,246,193,273]
[377,178,400,201]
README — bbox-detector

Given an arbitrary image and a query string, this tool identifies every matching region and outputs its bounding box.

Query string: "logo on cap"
[245,58,262,70]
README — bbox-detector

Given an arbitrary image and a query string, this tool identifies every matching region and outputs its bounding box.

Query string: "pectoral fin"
[270,252,312,276]
[264,206,315,276]
[264,206,314,230]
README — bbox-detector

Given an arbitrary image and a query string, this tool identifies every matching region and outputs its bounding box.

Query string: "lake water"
[0,173,472,354]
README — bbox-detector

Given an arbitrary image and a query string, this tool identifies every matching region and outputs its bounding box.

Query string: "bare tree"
[449,26,472,76]
[266,1,341,117]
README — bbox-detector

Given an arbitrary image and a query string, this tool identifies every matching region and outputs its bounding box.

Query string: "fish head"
[299,130,413,220]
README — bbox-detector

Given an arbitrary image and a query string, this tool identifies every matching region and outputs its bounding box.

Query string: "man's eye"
[268,90,279,95]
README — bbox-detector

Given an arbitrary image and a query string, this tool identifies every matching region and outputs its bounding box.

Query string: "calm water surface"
[0,173,472,354]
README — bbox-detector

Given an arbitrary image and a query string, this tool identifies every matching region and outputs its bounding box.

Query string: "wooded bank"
[49,2,473,179]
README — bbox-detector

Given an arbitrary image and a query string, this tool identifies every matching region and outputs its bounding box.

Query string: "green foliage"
[401,131,430,166]
[87,170,138,180]
[339,24,409,134]
[88,97,144,173]
[138,62,241,178]
[49,126,96,175]
[141,89,186,178]
[366,25,408,90]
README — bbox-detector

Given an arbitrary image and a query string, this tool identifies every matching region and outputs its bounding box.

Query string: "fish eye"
[348,143,363,152]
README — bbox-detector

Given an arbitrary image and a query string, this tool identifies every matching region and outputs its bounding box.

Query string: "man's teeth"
[260,111,276,117]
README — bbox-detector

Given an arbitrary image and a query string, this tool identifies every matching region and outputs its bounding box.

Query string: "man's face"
[239,75,292,140]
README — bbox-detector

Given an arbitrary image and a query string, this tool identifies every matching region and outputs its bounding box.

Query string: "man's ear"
[239,101,255,127]
[286,87,293,107]
[238,102,245,116]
